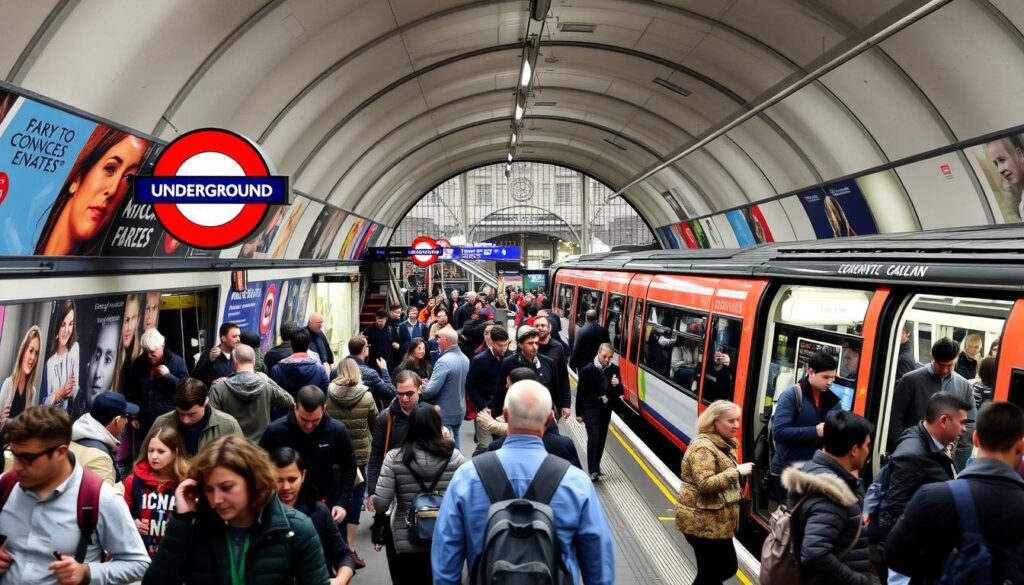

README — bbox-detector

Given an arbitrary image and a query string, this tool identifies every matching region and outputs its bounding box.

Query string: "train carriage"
[552,226,1024,528]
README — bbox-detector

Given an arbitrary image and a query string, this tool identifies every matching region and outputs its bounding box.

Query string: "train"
[550,225,1024,527]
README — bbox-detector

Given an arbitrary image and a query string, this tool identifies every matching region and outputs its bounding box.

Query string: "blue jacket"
[466,348,504,410]
[307,327,335,366]
[397,320,428,355]
[431,434,615,585]
[421,346,470,426]
[769,378,841,475]
[270,354,329,396]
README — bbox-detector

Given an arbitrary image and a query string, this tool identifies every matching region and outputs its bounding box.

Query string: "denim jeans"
[446,423,461,450]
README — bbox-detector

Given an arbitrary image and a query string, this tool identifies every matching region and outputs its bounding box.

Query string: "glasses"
[397,391,418,398]
[10,444,62,465]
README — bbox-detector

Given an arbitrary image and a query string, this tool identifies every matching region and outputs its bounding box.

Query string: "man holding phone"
[0,406,149,584]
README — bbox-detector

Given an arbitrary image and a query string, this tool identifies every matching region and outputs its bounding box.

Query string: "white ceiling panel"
[991,0,1024,35]
[682,29,797,99]
[703,136,776,202]
[724,116,816,194]
[0,1,57,79]
[674,151,746,210]
[389,0,478,26]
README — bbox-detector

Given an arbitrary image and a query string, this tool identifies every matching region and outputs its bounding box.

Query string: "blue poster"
[0,97,97,255]
[797,180,878,239]
[726,210,756,247]
[222,279,281,352]
[658,225,681,249]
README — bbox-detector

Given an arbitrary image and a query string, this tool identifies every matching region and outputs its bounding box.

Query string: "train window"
[639,303,707,395]
[879,294,1011,455]
[1009,369,1024,410]
[619,297,632,355]
[701,315,741,405]
[605,295,625,353]
[557,284,574,319]
[629,298,644,365]
[575,288,604,327]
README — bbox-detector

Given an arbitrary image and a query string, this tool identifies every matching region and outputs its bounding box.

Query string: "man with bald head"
[306,313,335,375]
[432,380,615,585]
[209,343,294,441]
[455,291,478,330]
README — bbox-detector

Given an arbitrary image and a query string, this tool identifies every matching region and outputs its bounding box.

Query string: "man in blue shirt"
[431,380,615,585]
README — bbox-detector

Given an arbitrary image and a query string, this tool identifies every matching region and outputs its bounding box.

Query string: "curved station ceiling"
[4,0,1024,245]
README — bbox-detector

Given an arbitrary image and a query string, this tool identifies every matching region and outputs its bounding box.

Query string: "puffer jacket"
[366,401,435,497]
[143,494,328,585]
[371,446,465,553]
[675,432,742,540]
[270,354,329,396]
[781,451,870,585]
[326,382,378,465]
[209,371,294,441]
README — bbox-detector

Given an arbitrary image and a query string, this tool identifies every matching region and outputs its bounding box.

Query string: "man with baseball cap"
[69,392,139,486]
[488,326,569,420]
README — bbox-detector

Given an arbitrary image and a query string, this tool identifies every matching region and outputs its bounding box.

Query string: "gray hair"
[234,343,255,365]
[505,380,552,431]
[140,328,165,351]
[439,328,459,345]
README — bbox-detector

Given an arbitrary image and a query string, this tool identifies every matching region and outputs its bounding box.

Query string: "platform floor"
[348,415,749,584]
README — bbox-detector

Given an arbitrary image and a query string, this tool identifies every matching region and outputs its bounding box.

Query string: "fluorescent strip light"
[519,60,532,87]
[507,153,513,162]
[515,103,524,121]
[511,132,517,145]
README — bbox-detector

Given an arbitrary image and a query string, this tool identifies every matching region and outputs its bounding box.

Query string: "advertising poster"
[497,270,522,289]
[100,197,165,256]
[701,217,725,248]
[338,218,368,260]
[223,279,280,352]
[0,301,49,417]
[268,199,308,259]
[522,271,548,292]
[660,190,688,221]
[966,135,1024,223]
[280,278,312,328]
[238,205,288,259]
[299,206,347,259]
[677,222,699,249]
[657,226,679,249]
[798,180,878,239]
[690,219,711,249]
[744,205,774,243]
[726,210,756,247]
[352,222,378,260]
[69,296,125,420]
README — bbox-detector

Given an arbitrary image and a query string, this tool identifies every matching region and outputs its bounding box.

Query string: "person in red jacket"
[124,426,189,556]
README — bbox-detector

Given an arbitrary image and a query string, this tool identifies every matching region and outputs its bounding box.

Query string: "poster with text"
[71,296,126,420]
[798,180,878,239]
[300,206,347,259]
[966,136,1024,224]
[660,190,688,222]
[238,205,288,259]
[726,210,756,247]
[223,280,281,352]
[0,301,49,416]
[743,205,774,243]
[280,278,312,329]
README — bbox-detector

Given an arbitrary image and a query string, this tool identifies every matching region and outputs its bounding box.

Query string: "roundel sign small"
[409,236,439,267]
[260,283,277,335]
[135,129,289,249]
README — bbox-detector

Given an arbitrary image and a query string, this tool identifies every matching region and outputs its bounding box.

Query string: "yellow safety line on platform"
[609,425,676,505]
[656,516,675,521]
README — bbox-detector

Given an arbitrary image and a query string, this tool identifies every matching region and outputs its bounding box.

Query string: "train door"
[623,274,653,410]
[554,279,576,346]
[995,299,1024,410]
[746,283,877,524]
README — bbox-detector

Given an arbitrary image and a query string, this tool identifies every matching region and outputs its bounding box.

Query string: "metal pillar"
[580,171,589,254]
[459,172,474,290]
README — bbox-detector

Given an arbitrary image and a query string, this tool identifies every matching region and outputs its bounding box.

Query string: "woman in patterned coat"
[675,400,754,585]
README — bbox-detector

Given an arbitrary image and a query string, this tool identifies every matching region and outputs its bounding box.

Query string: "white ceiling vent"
[558,22,597,33]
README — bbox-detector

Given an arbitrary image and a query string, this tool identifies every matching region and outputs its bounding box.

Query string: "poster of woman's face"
[0,301,49,404]
[42,299,79,408]
[79,296,124,408]
[968,135,1024,224]
[143,291,161,333]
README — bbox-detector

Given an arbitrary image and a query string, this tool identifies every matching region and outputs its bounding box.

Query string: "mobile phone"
[0,535,7,547]
[52,550,62,561]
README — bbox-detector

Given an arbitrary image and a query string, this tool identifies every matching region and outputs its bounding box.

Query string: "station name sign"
[368,245,521,262]
[835,263,930,279]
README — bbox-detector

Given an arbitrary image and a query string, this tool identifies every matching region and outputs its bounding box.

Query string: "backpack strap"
[836,512,864,560]
[75,469,104,563]
[406,462,431,494]
[792,384,803,418]
[383,411,395,455]
[947,480,982,536]
[426,456,452,493]
[472,452,515,504]
[523,455,571,505]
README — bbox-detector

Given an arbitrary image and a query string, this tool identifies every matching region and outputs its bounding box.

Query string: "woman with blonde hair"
[0,325,42,424]
[144,435,329,585]
[675,400,753,585]
[326,356,378,567]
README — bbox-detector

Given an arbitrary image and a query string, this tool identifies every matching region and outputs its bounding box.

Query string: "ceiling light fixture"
[515,103,524,121]
[530,0,550,21]
[558,22,597,33]
[653,77,692,97]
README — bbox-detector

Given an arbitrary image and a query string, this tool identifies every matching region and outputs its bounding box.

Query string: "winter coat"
[270,354,329,396]
[569,322,610,371]
[144,407,243,457]
[264,341,292,371]
[209,371,295,441]
[397,320,428,355]
[782,451,870,585]
[366,401,435,497]
[371,447,465,553]
[294,488,355,575]
[675,432,742,540]
[887,365,975,451]
[142,495,329,585]
[491,351,566,413]
[124,460,178,557]
[307,327,334,366]
[883,422,955,525]
[191,349,234,389]
[69,412,120,486]
[896,341,919,382]
[259,410,357,509]
[886,457,1024,584]
[420,346,470,426]
[128,350,189,432]
[466,348,504,410]
[353,357,395,409]
[363,323,396,367]
[769,379,842,475]
[576,361,622,412]
[326,382,378,465]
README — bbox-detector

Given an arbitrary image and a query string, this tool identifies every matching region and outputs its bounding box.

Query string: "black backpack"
[405,457,451,546]
[471,452,572,585]
[935,479,1024,585]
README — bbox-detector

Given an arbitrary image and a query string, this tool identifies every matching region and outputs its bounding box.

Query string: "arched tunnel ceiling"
[4,0,1024,239]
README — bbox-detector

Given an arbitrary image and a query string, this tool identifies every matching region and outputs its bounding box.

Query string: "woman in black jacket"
[399,338,432,381]
[144,435,329,585]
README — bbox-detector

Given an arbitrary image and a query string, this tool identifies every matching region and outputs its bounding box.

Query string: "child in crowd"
[124,426,189,556]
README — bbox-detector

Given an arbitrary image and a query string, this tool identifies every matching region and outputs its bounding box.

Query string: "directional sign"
[456,246,521,261]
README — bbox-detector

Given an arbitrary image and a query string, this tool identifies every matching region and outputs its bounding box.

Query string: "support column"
[459,173,473,290]
[580,171,589,254]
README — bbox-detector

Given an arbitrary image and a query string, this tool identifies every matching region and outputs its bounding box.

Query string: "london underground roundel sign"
[135,129,289,249]
[410,236,439,267]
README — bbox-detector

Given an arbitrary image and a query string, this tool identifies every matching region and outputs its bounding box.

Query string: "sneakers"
[352,549,367,570]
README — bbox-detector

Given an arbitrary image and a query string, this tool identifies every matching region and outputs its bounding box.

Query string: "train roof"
[554,226,1024,291]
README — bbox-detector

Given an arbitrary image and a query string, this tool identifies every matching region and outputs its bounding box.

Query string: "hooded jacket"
[270,354,329,396]
[210,371,294,441]
[782,451,870,585]
[69,413,120,485]
[124,460,178,557]
[326,381,378,465]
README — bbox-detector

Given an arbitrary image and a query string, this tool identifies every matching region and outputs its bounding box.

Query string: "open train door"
[622,273,653,410]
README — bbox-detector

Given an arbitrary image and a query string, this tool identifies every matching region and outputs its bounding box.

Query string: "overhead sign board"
[367,244,521,262]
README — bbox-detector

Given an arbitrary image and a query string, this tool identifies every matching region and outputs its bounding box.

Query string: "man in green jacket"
[143,378,243,456]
